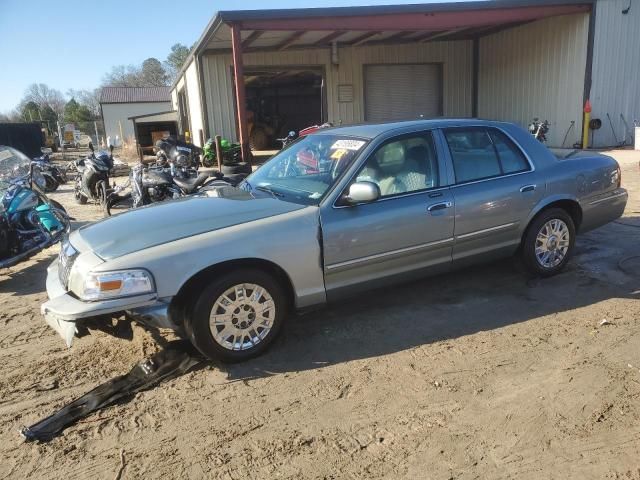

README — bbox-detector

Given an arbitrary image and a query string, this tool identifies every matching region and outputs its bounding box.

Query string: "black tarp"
[0,123,44,158]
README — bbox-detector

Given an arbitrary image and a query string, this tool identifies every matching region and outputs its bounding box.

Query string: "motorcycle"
[106,162,246,215]
[32,154,68,193]
[74,143,114,208]
[278,123,334,149]
[528,118,550,143]
[154,136,201,174]
[202,138,241,168]
[0,145,70,269]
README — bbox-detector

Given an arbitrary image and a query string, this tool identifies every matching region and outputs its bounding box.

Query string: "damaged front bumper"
[41,259,176,346]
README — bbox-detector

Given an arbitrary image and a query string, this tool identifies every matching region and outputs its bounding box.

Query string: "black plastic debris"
[20,340,203,442]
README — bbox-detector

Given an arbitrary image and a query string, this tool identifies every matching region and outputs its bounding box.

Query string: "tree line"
[0,43,191,135]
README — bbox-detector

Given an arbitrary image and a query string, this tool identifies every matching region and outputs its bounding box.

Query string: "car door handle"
[427,201,453,212]
[520,184,536,193]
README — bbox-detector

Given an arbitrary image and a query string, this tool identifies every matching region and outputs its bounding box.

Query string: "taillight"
[612,165,621,188]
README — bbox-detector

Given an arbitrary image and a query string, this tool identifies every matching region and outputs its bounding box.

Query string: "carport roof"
[192,0,591,55]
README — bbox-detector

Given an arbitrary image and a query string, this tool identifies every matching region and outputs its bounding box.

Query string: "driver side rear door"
[319,130,455,299]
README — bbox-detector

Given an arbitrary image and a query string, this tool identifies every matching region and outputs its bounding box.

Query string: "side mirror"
[342,181,380,205]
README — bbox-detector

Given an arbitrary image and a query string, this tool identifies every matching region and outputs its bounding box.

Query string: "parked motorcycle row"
[105,136,250,215]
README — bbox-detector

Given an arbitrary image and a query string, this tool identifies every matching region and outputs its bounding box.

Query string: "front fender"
[100,206,326,309]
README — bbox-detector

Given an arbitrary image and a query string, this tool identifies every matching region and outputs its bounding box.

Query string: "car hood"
[75,191,306,260]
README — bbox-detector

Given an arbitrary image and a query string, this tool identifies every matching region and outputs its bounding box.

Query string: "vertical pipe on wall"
[472,37,479,118]
[581,6,596,147]
[231,23,251,165]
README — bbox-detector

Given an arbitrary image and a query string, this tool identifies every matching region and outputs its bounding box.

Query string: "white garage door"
[364,64,443,122]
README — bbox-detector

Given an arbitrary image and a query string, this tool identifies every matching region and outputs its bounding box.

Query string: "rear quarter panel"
[527,148,626,232]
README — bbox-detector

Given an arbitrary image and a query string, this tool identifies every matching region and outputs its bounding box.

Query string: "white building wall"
[185,60,204,146]
[200,41,473,141]
[478,13,590,147]
[589,0,640,147]
[101,102,172,144]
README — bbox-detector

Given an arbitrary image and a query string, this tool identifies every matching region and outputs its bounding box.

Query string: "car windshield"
[241,134,368,205]
[0,145,31,192]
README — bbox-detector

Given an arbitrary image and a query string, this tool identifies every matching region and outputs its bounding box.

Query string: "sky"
[0,0,445,113]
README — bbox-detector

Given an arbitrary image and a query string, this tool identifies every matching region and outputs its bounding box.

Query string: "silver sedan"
[42,119,627,362]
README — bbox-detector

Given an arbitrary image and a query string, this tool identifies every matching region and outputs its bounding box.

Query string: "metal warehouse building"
[171,0,639,160]
[100,87,177,146]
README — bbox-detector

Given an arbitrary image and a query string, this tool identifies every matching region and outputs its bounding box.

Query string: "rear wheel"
[184,269,287,362]
[74,187,87,205]
[521,208,575,277]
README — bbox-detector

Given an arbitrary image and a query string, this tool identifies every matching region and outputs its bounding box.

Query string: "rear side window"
[444,127,531,183]
[487,129,530,174]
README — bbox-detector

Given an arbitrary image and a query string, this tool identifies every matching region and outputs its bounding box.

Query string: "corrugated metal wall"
[201,41,472,141]
[185,61,204,146]
[478,13,589,147]
[102,102,173,142]
[589,0,640,148]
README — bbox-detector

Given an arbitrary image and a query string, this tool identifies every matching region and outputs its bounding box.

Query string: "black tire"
[184,268,288,362]
[202,155,216,168]
[43,175,59,192]
[49,199,66,213]
[74,189,88,205]
[222,173,247,186]
[221,162,251,175]
[521,208,575,277]
[249,126,269,151]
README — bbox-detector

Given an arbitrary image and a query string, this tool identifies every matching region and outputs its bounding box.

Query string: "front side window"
[355,132,439,197]
[242,134,367,205]
[444,127,531,183]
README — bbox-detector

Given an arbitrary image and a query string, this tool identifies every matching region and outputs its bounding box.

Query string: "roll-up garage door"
[364,64,443,122]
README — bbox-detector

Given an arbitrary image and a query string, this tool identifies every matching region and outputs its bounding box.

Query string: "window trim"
[443,126,534,186]
[333,130,441,208]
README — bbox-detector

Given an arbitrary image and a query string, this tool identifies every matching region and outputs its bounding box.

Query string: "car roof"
[314,118,513,139]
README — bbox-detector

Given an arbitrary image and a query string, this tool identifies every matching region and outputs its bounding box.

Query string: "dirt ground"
[1,149,639,480]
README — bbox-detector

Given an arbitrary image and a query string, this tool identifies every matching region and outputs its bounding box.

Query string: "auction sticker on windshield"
[331,139,366,151]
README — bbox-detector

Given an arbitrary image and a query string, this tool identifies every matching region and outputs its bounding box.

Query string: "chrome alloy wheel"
[535,219,571,269]
[208,283,276,351]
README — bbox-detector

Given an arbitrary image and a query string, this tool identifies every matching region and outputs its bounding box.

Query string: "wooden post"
[214,135,223,171]
[231,23,251,166]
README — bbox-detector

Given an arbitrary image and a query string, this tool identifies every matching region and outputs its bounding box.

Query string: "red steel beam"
[384,31,416,42]
[231,23,251,165]
[276,30,306,50]
[419,27,469,42]
[235,5,590,31]
[314,30,346,46]
[242,30,263,48]
[349,31,381,46]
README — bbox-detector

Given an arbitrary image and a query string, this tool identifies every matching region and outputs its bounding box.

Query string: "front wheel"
[184,269,287,362]
[43,175,58,192]
[521,208,575,277]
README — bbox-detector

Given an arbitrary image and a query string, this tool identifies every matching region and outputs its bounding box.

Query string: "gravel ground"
[0,149,639,479]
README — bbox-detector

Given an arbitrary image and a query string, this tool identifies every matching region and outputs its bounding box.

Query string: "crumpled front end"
[41,237,169,346]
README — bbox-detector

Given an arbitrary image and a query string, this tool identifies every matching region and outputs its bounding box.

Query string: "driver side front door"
[319,130,455,299]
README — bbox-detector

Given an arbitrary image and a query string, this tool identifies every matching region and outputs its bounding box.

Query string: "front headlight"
[80,269,155,301]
